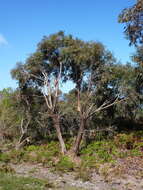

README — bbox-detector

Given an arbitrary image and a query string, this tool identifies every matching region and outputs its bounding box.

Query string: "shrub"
[0,163,15,173]
[56,156,74,172]
[75,166,91,181]
[114,133,136,149]
[81,141,116,165]
[0,153,11,163]
[25,145,40,152]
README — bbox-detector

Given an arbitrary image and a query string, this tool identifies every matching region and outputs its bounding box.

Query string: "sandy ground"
[11,157,143,190]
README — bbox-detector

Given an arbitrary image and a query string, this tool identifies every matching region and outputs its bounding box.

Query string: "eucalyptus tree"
[11,31,71,154]
[119,0,143,127]
[119,0,143,46]
[63,45,127,155]
[12,31,126,156]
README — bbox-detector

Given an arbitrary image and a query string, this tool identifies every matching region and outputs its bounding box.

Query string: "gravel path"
[11,163,111,190]
[11,162,143,190]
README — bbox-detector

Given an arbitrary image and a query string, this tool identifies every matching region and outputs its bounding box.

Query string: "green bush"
[114,133,136,149]
[0,132,142,171]
[0,149,26,164]
[0,153,11,163]
[25,145,40,152]
[56,156,74,172]
[24,142,60,165]
[81,141,116,164]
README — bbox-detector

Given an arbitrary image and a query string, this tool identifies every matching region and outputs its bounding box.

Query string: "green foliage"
[0,132,142,177]
[8,31,143,157]
[56,156,74,172]
[134,141,143,150]
[114,133,135,149]
[80,132,143,168]
[119,0,143,46]
[0,88,22,141]
[0,142,60,166]
[0,173,48,190]
[26,145,41,152]
[0,150,25,164]
[0,153,11,163]
[81,141,116,164]
[24,142,60,165]
[24,148,75,172]
[114,132,143,151]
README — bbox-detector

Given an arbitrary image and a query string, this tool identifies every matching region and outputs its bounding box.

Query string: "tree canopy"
[119,0,143,46]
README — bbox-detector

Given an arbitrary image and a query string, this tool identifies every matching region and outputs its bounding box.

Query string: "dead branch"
[88,97,126,119]
[16,116,31,149]
[15,137,31,150]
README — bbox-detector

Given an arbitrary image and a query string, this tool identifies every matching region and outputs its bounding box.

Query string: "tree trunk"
[70,117,86,156]
[15,137,30,150]
[53,114,67,154]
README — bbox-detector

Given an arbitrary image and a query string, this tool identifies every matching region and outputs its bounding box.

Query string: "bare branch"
[77,89,81,112]
[30,73,44,82]
[20,118,24,134]
[53,62,62,110]
[88,97,126,119]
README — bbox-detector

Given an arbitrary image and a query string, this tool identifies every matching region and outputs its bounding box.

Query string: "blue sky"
[0,0,135,91]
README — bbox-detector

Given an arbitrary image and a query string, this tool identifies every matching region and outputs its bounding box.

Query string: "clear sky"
[0,0,135,91]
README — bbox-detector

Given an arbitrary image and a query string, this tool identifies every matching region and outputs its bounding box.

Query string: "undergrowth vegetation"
[0,131,142,181]
[0,172,51,190]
